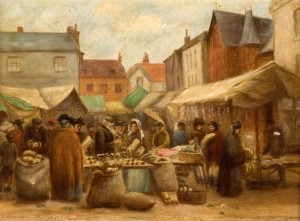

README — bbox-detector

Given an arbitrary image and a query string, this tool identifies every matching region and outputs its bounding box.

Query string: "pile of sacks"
[21,150,45,165]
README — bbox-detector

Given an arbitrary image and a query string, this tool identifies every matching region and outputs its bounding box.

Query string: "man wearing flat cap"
[151,121,170,151]
[23,116,48,156]
[113,120,128,152]
[190,117,206,151]
[48,113,83,201]
[95,116,117,154]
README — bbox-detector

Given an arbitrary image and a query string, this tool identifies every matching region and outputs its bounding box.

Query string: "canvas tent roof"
[0,85,86,110]
[0,92,34,112]
[80,95,106,113]
[152,90,183,109]
[133,92,165,113]
[122,86,148,108]
[170,62,300,108]
[105,101,134,116]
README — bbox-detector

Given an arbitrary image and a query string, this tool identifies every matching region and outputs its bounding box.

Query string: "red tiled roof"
[80,59,126,78]
[126,63,166,82]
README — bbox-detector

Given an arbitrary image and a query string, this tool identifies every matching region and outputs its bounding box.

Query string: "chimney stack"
[184,29,191,45]
[143,52,149,63]
[118,52,122,63]
[67,24,80,48]
[17,27,23,32]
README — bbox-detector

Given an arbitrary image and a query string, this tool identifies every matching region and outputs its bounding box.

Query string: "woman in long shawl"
[217,121,246,197]
[48,114,83,201]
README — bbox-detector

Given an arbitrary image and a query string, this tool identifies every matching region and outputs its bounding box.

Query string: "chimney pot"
[143,52,149,63]
[118,52,122,63]
[17,27,23,32]
[184,29,191,45]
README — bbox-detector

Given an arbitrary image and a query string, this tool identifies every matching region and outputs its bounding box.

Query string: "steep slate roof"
[127,63,166,82]
[240,10,262,45]
[211,10,273,46]
[0,32,79,52]
[80,59,126,78]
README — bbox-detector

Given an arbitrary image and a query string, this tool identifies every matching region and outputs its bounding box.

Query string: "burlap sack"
[87,171,125,208]
[124,192,156,211]
[15,158,50,200]
[152,161,178,192]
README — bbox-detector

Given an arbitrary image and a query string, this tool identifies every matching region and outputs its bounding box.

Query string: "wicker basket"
[178,151,205,163]
[177,190,207,204]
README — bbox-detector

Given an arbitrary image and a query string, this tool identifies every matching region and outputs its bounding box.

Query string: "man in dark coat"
[48,114,83,201]
[23,117,48,156]
[95,116,116,154]
[191,117,206,151]
[152,121,170,150]
[172,121,189,147]
[217,121,246,197]
[11,119,24,156]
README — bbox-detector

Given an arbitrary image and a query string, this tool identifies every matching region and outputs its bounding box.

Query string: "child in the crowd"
[0,132,18,192]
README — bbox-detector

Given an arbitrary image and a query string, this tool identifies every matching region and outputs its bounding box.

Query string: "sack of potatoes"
[21,151,44,165]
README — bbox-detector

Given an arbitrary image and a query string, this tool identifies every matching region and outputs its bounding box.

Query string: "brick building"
[79,54,128,101]
[207,9,273,83]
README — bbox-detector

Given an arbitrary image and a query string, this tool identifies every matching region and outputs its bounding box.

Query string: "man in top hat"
[48,113,83,201]
[95,116,117,154]
[11,119,25,156]
[190,117,206,151]
[23,116,48,156]
[152,121,170,151]
[172,121,189,147]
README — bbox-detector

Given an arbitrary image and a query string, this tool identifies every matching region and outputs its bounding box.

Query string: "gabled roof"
[127,63,166,82]
[80,59,126,78]
[0,85,86,110]
[210,10,272,46]
[0,32,79,52]
[240,10,262,45]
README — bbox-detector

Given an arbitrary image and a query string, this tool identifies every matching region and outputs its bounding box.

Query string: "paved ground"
[0,170,299,221]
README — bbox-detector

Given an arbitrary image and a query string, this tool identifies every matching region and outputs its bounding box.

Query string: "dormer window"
[53,56,66,72]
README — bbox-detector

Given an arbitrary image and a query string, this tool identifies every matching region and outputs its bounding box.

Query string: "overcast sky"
[0,0,272,70]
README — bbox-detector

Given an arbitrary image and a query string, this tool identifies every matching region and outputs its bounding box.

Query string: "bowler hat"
[12,119,24,124]
[115,120,127,126]
[32,117,43,125]
[154,121,164,126]
[193,117,205,125]
[232,121,242,129]
[57,114,74,123]
[73,116,85,126]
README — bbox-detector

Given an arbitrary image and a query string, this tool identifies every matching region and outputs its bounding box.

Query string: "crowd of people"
[0,113,285,201]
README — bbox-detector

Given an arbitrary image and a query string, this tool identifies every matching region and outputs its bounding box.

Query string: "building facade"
[207,10,273,83]
[0,25,81,89]
[271,0,300,75]
[127,53,166,93]
[79,56,128,101]
[181,30,208,87]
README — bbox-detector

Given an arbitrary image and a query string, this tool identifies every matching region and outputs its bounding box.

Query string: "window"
[115,83,122,93]
[53,56,66,72]
[8,57,21,72]
[101,84,108,93]
[87,84,93,93]
[137,77,144,87]
[294,8,300,38]
[84,68,93,75]
[186,55,189,70]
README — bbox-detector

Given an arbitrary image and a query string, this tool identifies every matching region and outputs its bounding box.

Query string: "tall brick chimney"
[17,27,23,32]
[184,29,191,45]
[143,52,149,63]
[118,52,122,63]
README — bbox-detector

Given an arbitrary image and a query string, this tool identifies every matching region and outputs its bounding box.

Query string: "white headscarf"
[128,118,144,141]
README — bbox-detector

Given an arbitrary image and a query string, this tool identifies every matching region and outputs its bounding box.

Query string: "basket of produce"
[177,187,207,204]
[178,148,205,163]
